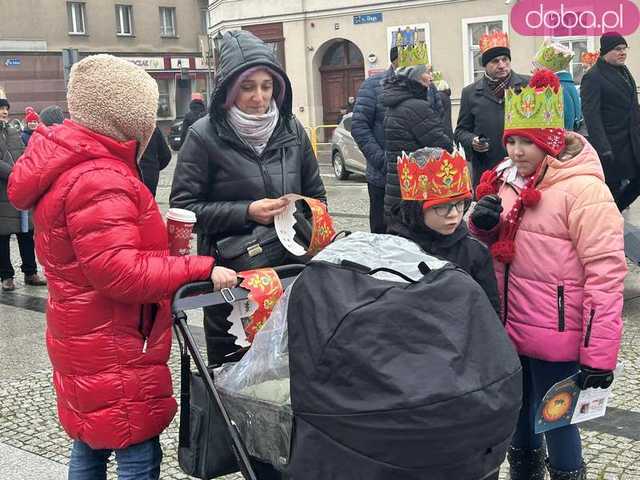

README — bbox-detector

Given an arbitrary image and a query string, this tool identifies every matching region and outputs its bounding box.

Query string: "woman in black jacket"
[383,65,453,221]
[170,30,325,356]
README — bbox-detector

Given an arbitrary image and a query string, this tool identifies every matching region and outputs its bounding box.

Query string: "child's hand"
[211,266,237,291]
[471,195,503,230]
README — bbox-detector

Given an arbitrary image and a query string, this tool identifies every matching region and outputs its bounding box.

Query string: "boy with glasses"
[388,146,500,315]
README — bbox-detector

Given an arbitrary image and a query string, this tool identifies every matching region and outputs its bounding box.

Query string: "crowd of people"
[0,27,634,480]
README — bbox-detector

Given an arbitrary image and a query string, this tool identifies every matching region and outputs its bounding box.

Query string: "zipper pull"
[142,338,148,353]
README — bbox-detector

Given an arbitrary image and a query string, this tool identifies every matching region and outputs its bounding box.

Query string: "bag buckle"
[221,288,235,304]
[247,243,263,257]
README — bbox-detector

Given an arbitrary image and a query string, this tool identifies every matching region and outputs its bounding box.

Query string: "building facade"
[207,0,640,129]
[0,0,212,122]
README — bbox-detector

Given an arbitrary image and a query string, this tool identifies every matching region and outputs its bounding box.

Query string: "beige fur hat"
[67,54,158,156]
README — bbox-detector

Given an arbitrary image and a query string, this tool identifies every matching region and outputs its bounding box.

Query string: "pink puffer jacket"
[470,133,625,370]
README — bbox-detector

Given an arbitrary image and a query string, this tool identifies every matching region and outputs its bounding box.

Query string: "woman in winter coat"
[8,54,236,479]
[383,64,453,221]
[469,70,625,480]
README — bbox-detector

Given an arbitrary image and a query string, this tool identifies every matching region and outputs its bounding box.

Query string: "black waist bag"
[178,353,238,479]
[215,225,290,272]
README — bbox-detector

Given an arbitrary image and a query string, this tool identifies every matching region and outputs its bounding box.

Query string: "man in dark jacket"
[139,125,172,197]
[351,46,398,233]
[383,65,453,221]
[0,97,46,291]
[454,41,529,188]
[179,93,207,147]
[581,32,640,211]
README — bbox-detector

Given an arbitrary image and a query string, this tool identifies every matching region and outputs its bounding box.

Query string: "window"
[115,5,133,36]
[160,7,177,37]
[157,79,172,118]
[67,2,86,35]
[200,8,209,34]
[462,16,509,85]
[551,37,595,84]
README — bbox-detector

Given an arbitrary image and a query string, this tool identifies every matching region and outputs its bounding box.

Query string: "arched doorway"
[319,40,365,128]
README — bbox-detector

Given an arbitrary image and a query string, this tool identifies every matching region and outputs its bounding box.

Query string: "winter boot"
[507,446,546,480]
[546,459,587,480]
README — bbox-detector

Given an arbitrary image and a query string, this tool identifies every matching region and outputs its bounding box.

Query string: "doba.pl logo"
[511,0,640,36]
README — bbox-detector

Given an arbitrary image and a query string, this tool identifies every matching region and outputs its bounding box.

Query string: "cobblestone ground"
[1,153,640,479]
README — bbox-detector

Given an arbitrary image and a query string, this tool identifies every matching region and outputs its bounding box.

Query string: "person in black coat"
[454,44,529,188]
[179,93,207,148]
[139,125,172,197]
[351,47,397,234]
[581,32,640,211]
[383,65,453,222]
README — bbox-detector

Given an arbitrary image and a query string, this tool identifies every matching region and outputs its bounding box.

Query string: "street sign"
[4,58,21,67]
[353,13,383,25]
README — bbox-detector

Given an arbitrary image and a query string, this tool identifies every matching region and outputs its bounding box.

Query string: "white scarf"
[227,99,279,155]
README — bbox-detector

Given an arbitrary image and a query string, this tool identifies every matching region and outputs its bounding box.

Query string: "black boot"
[546,459,587,480]
[507,446,546,480]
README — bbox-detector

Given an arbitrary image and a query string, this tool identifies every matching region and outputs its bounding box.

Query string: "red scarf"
[475,165,542,264]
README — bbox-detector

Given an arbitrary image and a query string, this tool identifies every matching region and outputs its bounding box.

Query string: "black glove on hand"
[578,366,614,390]
[471,195,503,231]
[292,200,313,248]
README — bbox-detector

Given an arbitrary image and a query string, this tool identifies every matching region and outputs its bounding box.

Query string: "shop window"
[116,5,133,36]
[462,16,509,85]
[157,79,172,118]
[67,2,86,35]
[160,7,177,37]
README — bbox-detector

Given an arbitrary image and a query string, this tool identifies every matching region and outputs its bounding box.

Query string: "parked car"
[330,113,367,180]
[168,117,184,151]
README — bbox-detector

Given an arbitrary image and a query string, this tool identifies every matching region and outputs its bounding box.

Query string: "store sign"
[353,13,383,25]
[171,58,190,69]
[195,58,210,70]
[4,58,21,67]
[122,57,164,70]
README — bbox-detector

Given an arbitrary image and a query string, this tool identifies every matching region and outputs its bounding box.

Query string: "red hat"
[191,92,204,102]
[25,107,39,124]
[502,69,565,157]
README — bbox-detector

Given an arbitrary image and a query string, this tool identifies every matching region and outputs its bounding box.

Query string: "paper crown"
[398,42,430,68]
[234,268,284,343]
[504,78,564,131]
[397,146,472,208]
[533,41,574,72]
[479,31,509,54]
[275,194,336,257]
[580,51,599,68]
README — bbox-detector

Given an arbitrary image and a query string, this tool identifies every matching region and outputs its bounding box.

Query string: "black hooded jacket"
[169,30,326,259]
[388,217,500,316]
[383,75,453,220]
[179,99,206,147]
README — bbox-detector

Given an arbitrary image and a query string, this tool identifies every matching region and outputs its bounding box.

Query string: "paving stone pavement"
[1,153,640,479]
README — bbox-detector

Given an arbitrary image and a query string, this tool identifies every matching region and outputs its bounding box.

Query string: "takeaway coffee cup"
[166,208,197,256]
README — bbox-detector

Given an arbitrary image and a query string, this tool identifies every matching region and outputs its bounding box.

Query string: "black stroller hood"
[287,234,522,480]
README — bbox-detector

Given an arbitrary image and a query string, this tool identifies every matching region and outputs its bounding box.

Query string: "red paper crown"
[237,268,284,343]
[397,147,472,208]
[580,51,599,67]
[479,31,509,54]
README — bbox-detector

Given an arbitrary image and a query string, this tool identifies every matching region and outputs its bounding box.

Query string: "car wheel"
[332,151,350,180]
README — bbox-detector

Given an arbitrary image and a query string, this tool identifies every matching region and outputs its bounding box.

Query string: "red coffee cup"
[166,208,197,256]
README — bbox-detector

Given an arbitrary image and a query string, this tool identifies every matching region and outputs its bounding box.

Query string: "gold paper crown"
[504,85,564,130]
[398,42,430,68]
[397,146,472,207]
[479,31,509,54]
[533,41,574,72]
[580,51,599,67]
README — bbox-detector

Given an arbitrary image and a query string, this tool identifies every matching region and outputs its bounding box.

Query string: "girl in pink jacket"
[469,69,626,480]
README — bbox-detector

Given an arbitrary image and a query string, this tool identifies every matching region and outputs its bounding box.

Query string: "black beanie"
[600,32,627,56]
[390,46,398,63]
[482,47,511,67]
[0,98,9,110]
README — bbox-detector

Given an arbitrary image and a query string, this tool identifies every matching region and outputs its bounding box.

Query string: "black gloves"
[578,366,614,390]
[471,195,503,231]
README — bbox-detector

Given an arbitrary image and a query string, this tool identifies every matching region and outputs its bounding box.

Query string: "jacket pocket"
[557,285,565,332]
[584,309,595,347]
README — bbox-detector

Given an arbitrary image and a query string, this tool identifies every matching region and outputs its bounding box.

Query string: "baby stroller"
[173,232,523,480]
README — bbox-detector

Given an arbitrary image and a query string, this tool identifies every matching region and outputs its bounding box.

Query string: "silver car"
[330,113,367,180]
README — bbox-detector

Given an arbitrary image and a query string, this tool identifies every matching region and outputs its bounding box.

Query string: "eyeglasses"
[613,46,629,53]
[432,199,471,217]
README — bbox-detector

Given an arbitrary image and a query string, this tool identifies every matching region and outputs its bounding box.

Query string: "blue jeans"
[68,436,162,480]
[511,356,582,471]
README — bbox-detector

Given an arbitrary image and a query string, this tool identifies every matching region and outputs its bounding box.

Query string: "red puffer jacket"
[8,120,215,449]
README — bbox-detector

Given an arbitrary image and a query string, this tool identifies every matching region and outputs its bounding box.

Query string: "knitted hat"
[600,32,627,56]
[191,92,204,102]
[396,64,429,84]
[389,46,399,63]
[480,32,511,67]
[0,98,9,109]
[502,69,565,157]
[223,65,286,110]
[67,54,158,157]
[39,105,65,126]
[25,107,39,124]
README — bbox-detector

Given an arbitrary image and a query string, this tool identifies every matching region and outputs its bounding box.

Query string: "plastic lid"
[166,208,196,223]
